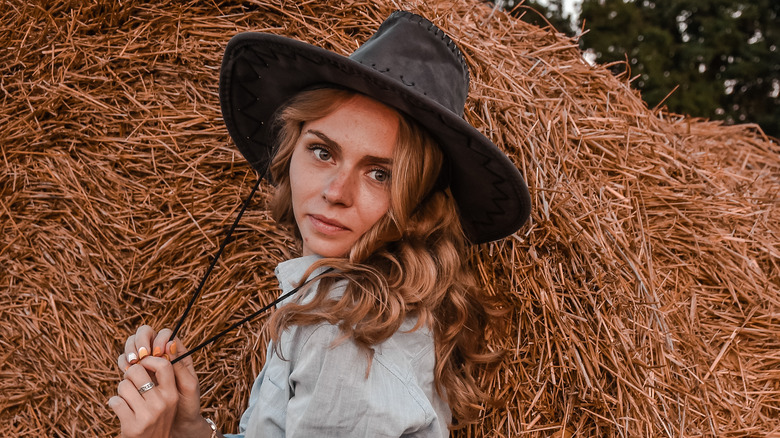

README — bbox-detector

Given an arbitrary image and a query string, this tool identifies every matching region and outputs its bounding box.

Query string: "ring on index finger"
[137,382,155,395]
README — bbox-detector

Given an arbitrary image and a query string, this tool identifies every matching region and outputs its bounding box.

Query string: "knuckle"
[125,363,145,379]
[182,379,199,395]
[125,363,137,376]
[123,424,144,437]
[148,397,170,414]
[161,388,179,404]
[117,379,134,394]
[156,328,172,340]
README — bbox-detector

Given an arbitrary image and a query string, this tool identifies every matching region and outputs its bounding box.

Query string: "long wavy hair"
[266,88,504,426]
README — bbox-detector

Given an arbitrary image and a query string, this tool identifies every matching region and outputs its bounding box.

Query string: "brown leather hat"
[219,10,531,244]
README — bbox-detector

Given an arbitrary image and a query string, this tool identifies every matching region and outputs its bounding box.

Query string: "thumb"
[166,339,199,398]
[163,339,203,427]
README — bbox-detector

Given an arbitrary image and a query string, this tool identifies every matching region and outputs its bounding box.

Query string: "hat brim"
[220,32,530,244]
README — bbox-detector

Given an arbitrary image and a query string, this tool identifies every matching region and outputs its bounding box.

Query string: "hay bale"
[1,0,777,436]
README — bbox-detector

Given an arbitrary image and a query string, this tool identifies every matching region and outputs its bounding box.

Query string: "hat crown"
[220,10,531,244]
[350,11,469,116]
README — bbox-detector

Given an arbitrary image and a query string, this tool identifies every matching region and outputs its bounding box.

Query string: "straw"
[1,0,777,436]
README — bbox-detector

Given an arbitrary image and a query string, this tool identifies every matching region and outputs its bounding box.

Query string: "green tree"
[579,0,779,137]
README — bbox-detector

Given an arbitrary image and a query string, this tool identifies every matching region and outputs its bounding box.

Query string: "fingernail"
[164,353,170,361]
[127,352,138,364]
[170,341,177,356]
[138,347,149,359]
[153,346,161,357]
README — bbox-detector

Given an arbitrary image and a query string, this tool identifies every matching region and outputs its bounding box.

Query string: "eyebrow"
[306,129,394,166]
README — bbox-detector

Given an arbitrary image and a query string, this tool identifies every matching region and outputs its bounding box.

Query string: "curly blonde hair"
[267,88,503,426]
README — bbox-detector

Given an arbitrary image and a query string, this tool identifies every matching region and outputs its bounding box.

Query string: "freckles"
[364,196,391,223]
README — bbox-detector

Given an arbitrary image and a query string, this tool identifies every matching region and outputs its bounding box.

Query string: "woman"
[109,10,531,438]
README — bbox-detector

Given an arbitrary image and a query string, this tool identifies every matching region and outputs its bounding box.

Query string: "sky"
[536,0,583,21]
[561,0,582,19]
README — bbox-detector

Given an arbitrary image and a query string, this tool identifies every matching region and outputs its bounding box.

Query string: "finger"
[117,377,146,411]
[162,339,203,421]
[153,328,173,358]
[166,337,196,381]
[135,356,176,390]
[124,363,158,397]
[107,395,135,423]
[134,357,183,410]
[124,334,139,366]
[118,352,131,372]
[165,336,185,360]
[133,325,156,360]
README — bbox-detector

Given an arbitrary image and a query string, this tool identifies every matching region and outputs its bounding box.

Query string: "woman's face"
[289,94,399,258]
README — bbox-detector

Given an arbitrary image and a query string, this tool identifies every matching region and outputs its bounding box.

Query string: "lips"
[308,214,350,234]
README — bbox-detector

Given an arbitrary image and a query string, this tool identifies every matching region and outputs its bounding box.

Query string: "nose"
[322,169,355,207]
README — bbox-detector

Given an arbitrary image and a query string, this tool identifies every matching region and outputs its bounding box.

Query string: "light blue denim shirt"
[225,255,451,438]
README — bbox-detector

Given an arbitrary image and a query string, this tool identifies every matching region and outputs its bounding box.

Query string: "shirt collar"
[274,254,329,307]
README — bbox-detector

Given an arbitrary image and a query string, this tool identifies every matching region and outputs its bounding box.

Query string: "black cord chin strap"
[164,174,334,364]
[169,177,263,342]
[171,267,333,364]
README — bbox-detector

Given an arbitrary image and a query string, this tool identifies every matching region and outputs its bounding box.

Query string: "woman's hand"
[108,326,213,438]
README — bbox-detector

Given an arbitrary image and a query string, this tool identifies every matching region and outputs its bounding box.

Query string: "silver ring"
[137,382,155,395]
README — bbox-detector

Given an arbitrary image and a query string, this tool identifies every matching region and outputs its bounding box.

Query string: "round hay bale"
[1,0,777,436]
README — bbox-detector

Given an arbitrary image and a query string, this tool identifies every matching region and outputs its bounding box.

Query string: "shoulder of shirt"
[282,322,352,360]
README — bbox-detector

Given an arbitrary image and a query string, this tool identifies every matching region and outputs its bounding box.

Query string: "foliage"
[503,0,576,34]
[578,0,779,137]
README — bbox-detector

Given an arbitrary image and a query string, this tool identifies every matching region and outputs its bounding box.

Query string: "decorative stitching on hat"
[429,110,514,232]
[393,10,469,88]
[370,63,390,73]
[225,26,524,242]
[353,11,469,105]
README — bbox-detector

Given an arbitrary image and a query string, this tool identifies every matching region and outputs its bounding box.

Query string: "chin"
[304,240,351,258]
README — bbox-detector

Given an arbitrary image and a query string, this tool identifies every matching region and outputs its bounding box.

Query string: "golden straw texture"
[1,0,777,436]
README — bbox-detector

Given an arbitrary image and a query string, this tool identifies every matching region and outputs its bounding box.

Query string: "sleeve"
[285,324,438,438]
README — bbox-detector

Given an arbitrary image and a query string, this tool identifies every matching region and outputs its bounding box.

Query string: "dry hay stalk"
[1,0,778,436]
